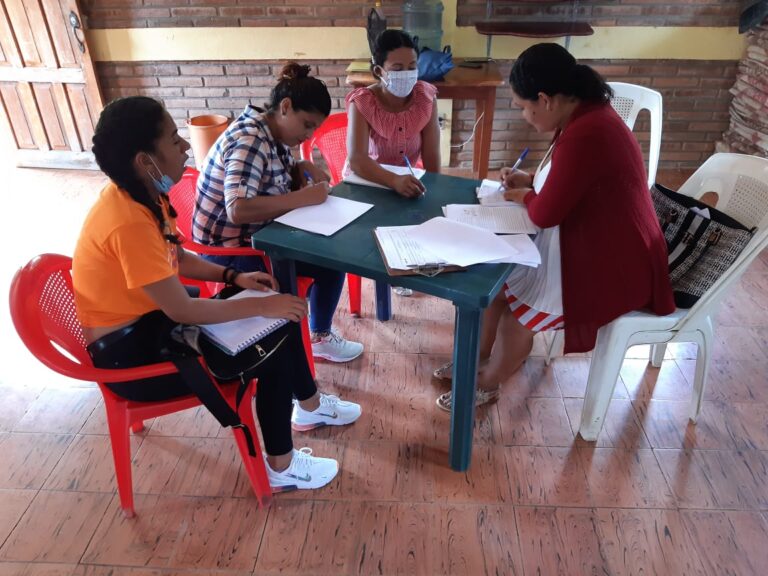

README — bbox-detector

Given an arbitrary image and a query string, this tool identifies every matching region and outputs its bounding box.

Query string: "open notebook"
[199,289,288,356]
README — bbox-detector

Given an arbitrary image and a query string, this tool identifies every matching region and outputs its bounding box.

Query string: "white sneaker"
[394,286,413,297]
[292,393,362,431]
[311,327,363,362]
[266,447,338,492]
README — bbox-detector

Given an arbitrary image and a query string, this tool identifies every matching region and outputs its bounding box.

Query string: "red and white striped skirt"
[504,289,564,332]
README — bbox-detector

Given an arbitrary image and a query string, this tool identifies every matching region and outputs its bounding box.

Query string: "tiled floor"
[2,161,768,575]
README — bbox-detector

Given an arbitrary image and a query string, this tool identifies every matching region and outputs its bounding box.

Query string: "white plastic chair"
[545,82,664,365]
[579,153,768,441]
[607,81,663,189]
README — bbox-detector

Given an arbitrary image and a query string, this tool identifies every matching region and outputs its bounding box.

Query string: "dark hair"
[510,43,612,104]
[267,62,331,117]
[371,29,418,73]
[91,96,180,244]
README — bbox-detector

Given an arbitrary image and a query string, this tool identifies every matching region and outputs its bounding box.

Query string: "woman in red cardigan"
[435,43,675,411]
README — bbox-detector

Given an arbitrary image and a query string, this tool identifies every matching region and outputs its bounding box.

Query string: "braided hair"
[91,96,181,245]
[510,43,612,103]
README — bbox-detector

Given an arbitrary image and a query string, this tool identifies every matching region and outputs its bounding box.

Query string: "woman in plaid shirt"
[193,63,364,363]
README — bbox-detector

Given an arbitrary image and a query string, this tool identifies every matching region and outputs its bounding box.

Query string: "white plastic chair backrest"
[608,81,663,189]
[672,153,768,331]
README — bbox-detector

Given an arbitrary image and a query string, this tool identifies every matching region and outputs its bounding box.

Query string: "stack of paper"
[375,218,542,273]
[485,235,541,267]
[274,195,373,236]
[444,204,537,234]
[476,178,514,206]
[346,61,371,73]
[374,225,447,270]
[343,163,426,190]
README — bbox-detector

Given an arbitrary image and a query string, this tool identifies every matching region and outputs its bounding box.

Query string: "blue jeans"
[203,254,344,333]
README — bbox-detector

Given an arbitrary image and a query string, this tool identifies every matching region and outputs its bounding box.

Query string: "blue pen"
[498,147,530,192]
[511,147,530,172]
[303,170,314,185]
[403,155,426,195]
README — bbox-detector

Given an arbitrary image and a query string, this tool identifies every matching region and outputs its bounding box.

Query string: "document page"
[274,195,373,236]
[343,164,426,190]
[406,217,520,267]
[444,204,537,234]
[374,226,447,270]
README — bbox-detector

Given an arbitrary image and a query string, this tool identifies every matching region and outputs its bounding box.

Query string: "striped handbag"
[651,183,755,308]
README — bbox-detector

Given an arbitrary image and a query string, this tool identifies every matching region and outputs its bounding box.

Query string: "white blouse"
[503,143,563,315]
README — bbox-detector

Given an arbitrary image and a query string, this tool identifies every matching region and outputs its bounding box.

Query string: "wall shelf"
[474,20,594,38]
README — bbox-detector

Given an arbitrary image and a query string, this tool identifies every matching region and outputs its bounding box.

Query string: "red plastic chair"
[8,254,272,517]
[169,168,316,377]
[300,113,363,317]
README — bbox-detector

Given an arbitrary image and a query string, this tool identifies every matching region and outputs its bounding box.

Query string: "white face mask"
[382,69,418,98]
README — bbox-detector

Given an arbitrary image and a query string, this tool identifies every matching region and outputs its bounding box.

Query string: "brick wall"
[450,59,737,170]
[457,0,742,27]
[97,58,736,171]
[81,1,402,29]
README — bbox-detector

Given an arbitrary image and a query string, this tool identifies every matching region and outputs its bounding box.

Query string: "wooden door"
[0,0,103,169]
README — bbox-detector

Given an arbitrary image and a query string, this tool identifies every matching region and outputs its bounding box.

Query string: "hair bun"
[278,62,311,81]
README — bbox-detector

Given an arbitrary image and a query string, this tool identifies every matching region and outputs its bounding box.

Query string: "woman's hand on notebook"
[235,271,278,292]
[393,175,425,198]
[257,294,308,323]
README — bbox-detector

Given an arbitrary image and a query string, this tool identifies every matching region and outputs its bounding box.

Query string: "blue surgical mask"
[147,156,174,194]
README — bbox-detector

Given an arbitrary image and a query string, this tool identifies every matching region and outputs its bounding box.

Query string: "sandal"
[432,361,453,381]
[436,387,500,412]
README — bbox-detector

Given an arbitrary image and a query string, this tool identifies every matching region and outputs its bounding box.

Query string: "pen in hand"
[498,146,530,192]
[403,155,426,195]
[303,170,314,186]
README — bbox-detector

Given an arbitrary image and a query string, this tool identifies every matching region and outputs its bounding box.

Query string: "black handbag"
[651,184,755,308]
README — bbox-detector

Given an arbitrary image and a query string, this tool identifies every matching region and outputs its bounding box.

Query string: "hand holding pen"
[394,155,426,198]
[499,147,533,191]
[299,169,329,206]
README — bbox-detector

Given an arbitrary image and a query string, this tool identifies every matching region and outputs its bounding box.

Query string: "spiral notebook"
[199,289,289,356]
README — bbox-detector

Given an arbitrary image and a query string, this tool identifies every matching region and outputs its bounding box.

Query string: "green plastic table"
[252,172,514,471]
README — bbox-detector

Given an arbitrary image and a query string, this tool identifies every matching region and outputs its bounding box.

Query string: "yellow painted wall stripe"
[87,25,746,63]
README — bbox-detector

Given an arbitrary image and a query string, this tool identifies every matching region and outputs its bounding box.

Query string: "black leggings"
[87,314,317,456]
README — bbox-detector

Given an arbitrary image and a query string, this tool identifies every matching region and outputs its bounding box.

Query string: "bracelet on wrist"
[222,266,241,285]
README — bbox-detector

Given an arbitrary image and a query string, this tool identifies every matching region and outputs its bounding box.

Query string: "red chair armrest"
[182,240,266,257]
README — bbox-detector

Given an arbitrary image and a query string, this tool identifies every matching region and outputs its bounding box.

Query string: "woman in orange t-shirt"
[73,96,362,492]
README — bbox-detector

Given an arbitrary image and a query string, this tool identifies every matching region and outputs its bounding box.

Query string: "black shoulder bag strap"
[169,355,257,457]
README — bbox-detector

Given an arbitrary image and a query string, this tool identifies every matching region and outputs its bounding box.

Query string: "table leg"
[449,305,481,471]
[270,257,298,295]
[472,88,497,181]
[375,280,392,322]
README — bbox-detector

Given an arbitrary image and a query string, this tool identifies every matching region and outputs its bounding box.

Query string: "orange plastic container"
[187,114,229,169]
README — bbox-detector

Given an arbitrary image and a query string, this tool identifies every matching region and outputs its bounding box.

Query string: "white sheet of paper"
[476,178,515,207]
[274,195,373,236]
[406,217,519,267]
[444,204,537,234]
[343,163,426,190]
[374,226,447,270]
[484,234,541,267]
